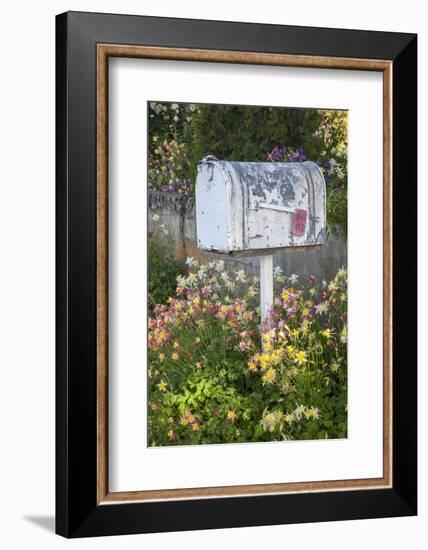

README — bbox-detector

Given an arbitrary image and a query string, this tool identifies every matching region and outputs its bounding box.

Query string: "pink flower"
[239,340,250,351]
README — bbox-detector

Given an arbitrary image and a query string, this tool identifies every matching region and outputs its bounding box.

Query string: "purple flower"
[267,146,285,162]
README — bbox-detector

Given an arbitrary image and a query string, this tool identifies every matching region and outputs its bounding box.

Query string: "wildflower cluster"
[148,263,348,446]
[148,102,198,196]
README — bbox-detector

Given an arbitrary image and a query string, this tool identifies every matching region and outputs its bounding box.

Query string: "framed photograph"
[56,11,417,538]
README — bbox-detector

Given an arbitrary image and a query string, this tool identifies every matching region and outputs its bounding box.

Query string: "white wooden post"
[260,255,273,324]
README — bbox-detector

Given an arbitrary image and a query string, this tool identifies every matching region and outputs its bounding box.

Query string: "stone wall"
[148,191,347,281]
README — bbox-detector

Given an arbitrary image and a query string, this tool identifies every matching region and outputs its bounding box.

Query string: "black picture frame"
[56,10,417,538]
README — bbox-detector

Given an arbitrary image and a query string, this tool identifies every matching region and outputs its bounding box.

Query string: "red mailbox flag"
[292,208,307,236]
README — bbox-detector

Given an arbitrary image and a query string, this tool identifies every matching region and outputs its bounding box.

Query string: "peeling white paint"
[196,157,326,253]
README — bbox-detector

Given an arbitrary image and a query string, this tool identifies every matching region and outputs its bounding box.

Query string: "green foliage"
[189,104,323,181]
[327,186,347,235]
[148,221,186,309]
[148,262,348,446]
[148,101,348,233]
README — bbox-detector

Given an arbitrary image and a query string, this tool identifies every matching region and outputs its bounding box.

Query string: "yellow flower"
[248,359,258,372]
[321,328,334,340]
[158,352,165,361]
[167,417,174,423]
[191,422,199,431]
[171,352,179,360]
[173,341,180,349]
[302,308,310,317]
[294,350,307,365]
[259,353,271,370]
[157,381,167,392]
[227,410,237,421]
[260,410,281,432]
[167,429,174,439]
[261,367,277,384]
[195,362,202,369]
[300,320,310,334]
[263,340,272,351]
[304,407,320,420]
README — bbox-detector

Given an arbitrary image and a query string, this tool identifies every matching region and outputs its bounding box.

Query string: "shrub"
[189,104,323,181]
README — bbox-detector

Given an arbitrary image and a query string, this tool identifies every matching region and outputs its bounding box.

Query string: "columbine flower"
[201,285,212,296]
[176,275,186,287]
[304,407,320,420]
[220,271,230,283]
[187,273,197,285]
[152,213,160,222]
[158,353,165,361]
[284,413,294,424]
[337,267,347,278]
[197,265,208,279]
[261,367,277,384]
[226,280,236,291]
[293,404,306,420]
[215,260,225,272]
[260,410,280,432]
[248,358,258,372]
[171,352,179,360]
[157,381,167,392]
[273,266,283,277]
[239,340,250,351]
[235,270,246,283]
[294,350,307,365]
[185,256,195,267]
[289,274,299,284]
[227,410,237,421]
[321,328,334,341]
[315,302,328,315]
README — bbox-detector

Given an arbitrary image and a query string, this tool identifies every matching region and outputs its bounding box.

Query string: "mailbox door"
[229,161,326,250]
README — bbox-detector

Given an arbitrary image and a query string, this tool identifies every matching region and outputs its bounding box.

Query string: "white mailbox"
[196,156,326,255]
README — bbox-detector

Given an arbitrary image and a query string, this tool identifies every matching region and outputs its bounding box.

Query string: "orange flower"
[227,410,237,421]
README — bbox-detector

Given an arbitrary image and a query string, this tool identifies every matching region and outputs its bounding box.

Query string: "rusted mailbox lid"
[196,156,326,255]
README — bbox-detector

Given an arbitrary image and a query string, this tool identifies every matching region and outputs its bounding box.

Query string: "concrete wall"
[148,191,347,281]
